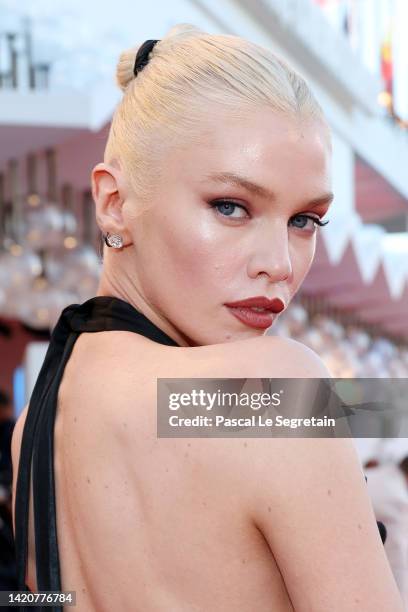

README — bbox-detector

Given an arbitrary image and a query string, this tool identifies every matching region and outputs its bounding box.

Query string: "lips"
[224,296,286,313]
[226,306,276,329]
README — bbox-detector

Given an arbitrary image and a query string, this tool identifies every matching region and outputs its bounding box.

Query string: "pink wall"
[54,122,111,190]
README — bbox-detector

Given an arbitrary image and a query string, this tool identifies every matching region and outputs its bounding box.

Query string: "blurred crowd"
[274,301,408,378]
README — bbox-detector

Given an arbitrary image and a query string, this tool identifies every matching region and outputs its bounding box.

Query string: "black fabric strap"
[13,296,178,611]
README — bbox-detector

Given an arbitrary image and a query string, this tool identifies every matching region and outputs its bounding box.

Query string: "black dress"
[13,295,387,611]
[13,296,179,611]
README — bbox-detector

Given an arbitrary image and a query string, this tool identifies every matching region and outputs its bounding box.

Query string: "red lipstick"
[224,296,286,330]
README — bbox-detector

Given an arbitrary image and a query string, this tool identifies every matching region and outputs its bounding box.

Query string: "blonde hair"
[104,23,329,207]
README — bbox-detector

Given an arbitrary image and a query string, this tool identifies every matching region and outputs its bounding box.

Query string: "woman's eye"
[210,200,248,219]
[289,214,326,231]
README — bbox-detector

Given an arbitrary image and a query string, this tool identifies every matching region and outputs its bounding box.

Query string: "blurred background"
[0,0,407,603]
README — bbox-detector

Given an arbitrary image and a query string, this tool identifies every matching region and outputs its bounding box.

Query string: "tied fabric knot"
[50,303,79,352]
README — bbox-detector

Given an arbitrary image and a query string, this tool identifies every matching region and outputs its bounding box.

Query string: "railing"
[0,17,51,91]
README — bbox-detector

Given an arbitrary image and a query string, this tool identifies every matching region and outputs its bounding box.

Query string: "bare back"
[12,331,295,612]
[12,330,404,611]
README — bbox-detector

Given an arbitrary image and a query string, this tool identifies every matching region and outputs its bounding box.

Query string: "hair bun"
[116,44,140,92]
[116,38,160,92]
[115,24,204,92]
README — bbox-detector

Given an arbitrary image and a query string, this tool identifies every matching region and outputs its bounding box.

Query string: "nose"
[247,222,293,283]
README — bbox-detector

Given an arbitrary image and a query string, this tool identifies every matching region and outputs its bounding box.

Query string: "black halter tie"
[13,296,179,611]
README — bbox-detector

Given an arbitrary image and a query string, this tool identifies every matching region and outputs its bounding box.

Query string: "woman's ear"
[91,161,133,246]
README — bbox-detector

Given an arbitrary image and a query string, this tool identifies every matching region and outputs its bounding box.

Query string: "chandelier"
[0,148,101,330]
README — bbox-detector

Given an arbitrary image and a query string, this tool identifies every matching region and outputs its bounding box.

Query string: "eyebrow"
[204,171,334,209]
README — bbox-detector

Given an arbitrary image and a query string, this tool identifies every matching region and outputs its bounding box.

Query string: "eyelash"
[209,199,330,229]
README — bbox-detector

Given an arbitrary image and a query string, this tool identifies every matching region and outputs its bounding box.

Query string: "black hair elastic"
[133,39,160,76]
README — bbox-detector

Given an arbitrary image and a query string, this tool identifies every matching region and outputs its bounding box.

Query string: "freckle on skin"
[122,422,127,428]
[243,442,247,448]
[86,477,91,484]
[327,489,332,496]
[73,417,77,422]
[358,523,362,530]
[241,558,246,564]
[268,506,271,513]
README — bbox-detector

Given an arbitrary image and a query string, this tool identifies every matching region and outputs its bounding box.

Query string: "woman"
[11,23,404,612]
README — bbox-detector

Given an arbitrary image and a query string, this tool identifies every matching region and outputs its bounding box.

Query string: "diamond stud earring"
[104,233,124,249]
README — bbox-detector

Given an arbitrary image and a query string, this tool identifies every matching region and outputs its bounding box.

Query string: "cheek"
[139,212,232,295]
[290,235,316,283]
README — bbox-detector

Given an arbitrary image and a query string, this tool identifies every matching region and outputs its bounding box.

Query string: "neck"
[96,252,191,347]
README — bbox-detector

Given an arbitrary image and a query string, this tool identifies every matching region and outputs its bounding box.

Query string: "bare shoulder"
[165,334,333,379]
[241,435,404,611]
[64,331,332,390]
